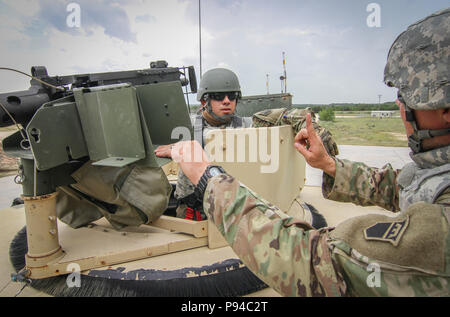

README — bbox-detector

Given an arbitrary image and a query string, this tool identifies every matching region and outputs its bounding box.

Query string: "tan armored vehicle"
[0,62,392,297]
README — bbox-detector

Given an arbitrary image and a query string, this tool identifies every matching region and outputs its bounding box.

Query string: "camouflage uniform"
[203,146,450,296]
[253,107,339,157]
[202,9,450,296]
[174,115,252,201]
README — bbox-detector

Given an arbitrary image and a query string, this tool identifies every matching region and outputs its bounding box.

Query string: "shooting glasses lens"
[209,92,239,101]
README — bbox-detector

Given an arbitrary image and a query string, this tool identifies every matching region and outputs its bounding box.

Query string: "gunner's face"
[201,92,238,118]
[210,95,237,117]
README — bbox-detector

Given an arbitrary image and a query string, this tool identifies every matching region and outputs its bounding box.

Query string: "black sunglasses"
[208,92,240,101]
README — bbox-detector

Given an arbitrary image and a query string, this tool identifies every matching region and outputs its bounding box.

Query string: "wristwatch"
[194,165,227,202]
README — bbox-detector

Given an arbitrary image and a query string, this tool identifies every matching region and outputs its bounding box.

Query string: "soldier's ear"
[442,108,450,125]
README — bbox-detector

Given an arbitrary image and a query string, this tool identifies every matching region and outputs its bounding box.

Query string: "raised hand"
[294,113,336,177]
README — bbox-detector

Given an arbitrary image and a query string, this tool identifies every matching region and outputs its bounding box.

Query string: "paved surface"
[0,145,413,209]
[0,144,412,297]
[305,145,412,187]
[0,176,21,209]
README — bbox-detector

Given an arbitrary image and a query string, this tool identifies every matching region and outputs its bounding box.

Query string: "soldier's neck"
[202,110,230,127]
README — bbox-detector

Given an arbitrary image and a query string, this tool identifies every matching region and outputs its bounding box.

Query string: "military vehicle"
[0,61,303,297]
[0,61,393,298]
[236,93,293,117]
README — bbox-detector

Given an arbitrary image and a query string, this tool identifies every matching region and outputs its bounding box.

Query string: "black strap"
[194,114,204,147]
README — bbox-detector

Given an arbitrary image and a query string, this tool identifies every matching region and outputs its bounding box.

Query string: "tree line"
[294,102,398,112]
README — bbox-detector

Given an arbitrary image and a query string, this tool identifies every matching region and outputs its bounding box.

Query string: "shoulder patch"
[364,216,409,246]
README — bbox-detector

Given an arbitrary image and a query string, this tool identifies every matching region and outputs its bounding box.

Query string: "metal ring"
[20,139,30,150]
[14,174,24,184]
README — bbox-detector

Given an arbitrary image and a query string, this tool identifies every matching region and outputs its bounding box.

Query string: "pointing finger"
[306,113,316,136]
[294,141,310,158]
[294,128,308,144]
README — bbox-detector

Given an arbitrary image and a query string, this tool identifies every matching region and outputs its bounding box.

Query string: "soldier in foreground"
[173,8,450,296]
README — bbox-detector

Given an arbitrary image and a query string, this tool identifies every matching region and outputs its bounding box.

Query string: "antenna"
[282,52,287,93]
[266,74,269,94]
[279,52,287,93]
[199,0,202,79]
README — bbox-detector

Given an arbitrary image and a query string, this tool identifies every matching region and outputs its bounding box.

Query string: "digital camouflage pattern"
[321,158,401,212]
[252,108,339,157]
[397,146,450,211]
[322,145,450,212]
[411,144,450,169]
[384,8,450,110]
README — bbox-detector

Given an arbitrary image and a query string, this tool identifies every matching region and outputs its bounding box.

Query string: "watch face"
[209,167,222,177]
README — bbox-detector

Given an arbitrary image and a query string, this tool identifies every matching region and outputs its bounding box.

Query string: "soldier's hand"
[171,141,210,185]
[154,144,173,158]
[294,113,336,177]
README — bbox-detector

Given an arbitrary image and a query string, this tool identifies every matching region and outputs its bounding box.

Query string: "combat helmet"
[197,68,241,101]
[197,68,242,123]
[384,8,450,153]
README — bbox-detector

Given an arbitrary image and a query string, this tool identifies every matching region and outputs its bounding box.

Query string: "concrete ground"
[0,145,412,209]
[0,144,412,297]
[0,176,21,210]
[305,145,412,186]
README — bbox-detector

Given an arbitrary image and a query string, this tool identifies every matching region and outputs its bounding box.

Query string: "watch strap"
[194,165,226,202]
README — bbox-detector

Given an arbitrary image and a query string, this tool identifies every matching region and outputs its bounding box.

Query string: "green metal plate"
[26,97,89,171]
[136,82,193,147]
[73,84,146,167]
[92,157,140,167]
[134,98,163,168]
[2,130,34,160]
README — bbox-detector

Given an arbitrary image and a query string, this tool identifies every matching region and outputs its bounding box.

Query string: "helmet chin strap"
[403,103,450,153]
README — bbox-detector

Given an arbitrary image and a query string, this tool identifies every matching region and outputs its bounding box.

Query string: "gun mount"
[0,61,197,127]
[0,60,302,297]
[0,59,226,289]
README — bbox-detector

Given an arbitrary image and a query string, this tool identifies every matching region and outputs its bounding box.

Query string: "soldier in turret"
[156,68,337,221]
[155,68,252,220]
[174,8,450,296]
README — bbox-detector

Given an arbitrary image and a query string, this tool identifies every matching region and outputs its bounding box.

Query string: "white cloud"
[245,27,315,46]
[2,0,40,17]
[1,0,447,104]
[0,0,201,93]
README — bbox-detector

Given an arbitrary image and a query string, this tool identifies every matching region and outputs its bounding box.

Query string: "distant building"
[371,110,395,118]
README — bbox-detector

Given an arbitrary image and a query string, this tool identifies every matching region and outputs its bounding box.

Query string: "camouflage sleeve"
[204,174,347,296]
[322,158,401,212]
[252,108,339,157]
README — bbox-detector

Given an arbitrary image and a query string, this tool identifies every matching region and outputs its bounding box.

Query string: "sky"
[0,0,448,105]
